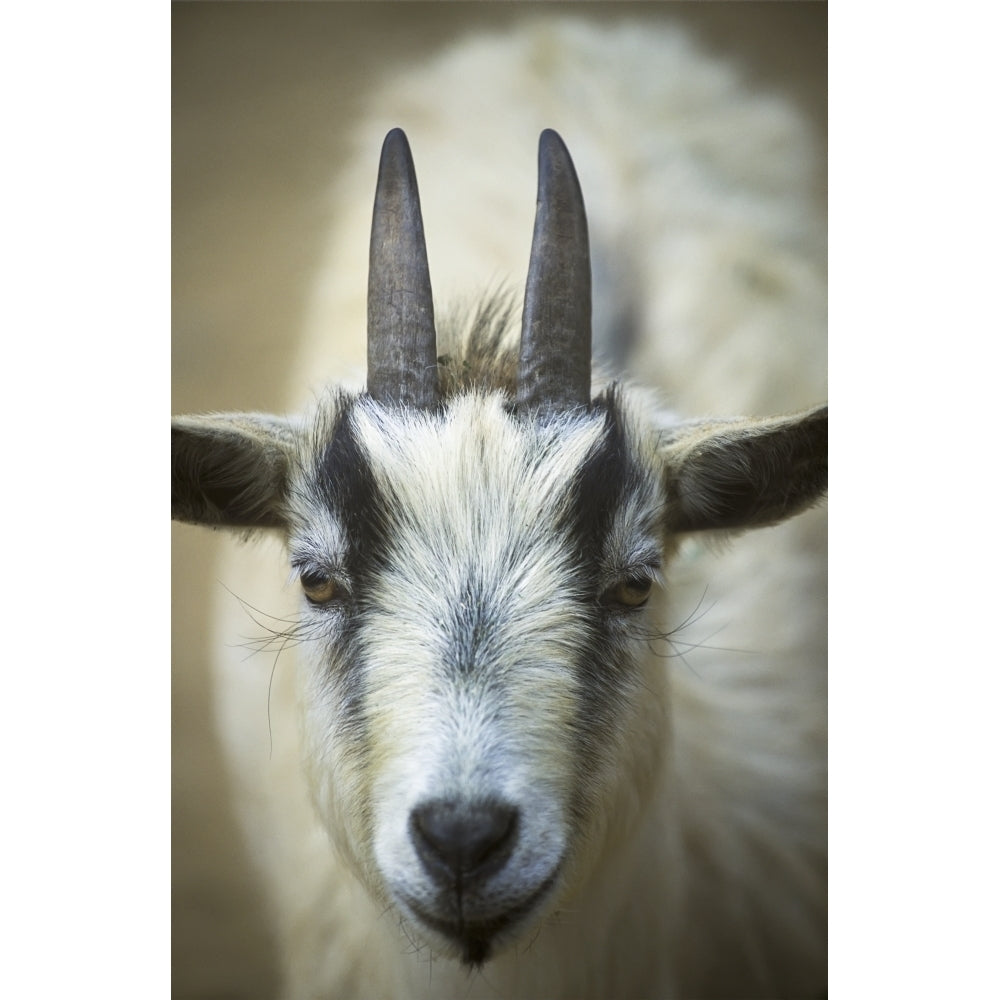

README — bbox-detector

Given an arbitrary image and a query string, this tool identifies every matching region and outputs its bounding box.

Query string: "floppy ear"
[660,405,827,535]
[171,413,300,530]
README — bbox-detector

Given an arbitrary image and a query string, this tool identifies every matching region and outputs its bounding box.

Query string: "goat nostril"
[410,799,519,883]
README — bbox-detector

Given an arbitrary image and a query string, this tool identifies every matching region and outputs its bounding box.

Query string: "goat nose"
[410,799,519,884]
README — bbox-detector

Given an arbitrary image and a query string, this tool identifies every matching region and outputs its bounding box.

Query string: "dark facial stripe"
[318,401,397,593]
[562,387,651,830]
[313,401,399,755]
[565,387,641,578]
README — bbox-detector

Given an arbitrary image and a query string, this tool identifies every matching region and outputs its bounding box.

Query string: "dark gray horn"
[516,129,592,414]
[367,128,438,408]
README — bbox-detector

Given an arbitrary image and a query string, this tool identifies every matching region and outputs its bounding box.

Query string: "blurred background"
[172,3,826,996]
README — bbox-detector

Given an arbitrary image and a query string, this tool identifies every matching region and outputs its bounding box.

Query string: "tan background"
[172,3,826,996]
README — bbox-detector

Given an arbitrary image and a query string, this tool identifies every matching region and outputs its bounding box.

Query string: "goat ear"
[660,405,827,535]
[172,413,299,530]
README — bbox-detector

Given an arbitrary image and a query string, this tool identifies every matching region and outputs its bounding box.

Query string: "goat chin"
[180,14,827,1000]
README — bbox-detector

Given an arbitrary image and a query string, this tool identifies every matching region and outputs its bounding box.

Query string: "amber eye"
[300,571,345,606]
[601,575,654,610]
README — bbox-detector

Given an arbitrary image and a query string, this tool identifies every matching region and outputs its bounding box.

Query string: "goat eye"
[601,575,654,610]
[300,572,345,606]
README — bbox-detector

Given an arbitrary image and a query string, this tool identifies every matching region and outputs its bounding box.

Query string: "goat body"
[173,18,827,1000]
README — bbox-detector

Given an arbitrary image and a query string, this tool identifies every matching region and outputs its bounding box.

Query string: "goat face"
[171,128,827,967]
[290,386,667,965]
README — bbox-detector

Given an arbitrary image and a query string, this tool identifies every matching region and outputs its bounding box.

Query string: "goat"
[173,111,827,997]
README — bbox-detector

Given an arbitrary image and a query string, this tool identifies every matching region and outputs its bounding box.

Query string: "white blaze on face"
[347,392,606,931]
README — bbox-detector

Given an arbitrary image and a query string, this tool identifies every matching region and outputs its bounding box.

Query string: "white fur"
[193,17,826,999]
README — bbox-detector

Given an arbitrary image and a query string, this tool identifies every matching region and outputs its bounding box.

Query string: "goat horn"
[367,128,438,408]
[517,129,592,414]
